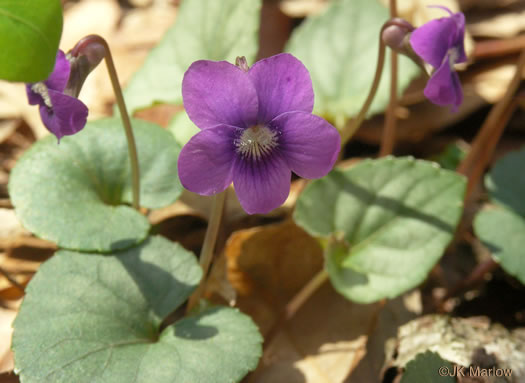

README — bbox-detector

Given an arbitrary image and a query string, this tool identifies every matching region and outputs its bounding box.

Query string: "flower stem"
[256,239,337,362]
[71,35,140,210]
[284,268,328,320]
[186,191,227,313]
[457,49,525,198]
[340,36,386,146]
[246,268,328,382]
[379,0,399,157]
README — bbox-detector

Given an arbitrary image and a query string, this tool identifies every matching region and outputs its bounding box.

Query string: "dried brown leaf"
[251,284,381,383]
[226,220,323,303]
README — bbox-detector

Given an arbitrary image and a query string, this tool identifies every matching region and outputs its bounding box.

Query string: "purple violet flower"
[410,6,467,109]
[26,50,88,142]
[178,53,341,214]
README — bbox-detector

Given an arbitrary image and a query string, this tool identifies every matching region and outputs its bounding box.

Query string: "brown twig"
[473,35,525,59]
[441,259,499,305]
[441,50,525,309]
[0,266,25,294]
[457,49,525,198]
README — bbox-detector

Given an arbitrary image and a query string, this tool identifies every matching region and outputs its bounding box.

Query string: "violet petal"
[26,84,41,106]
[39,89,88,141]
[45,50,71,92]
[410,15,457,68]
[274,111,340,179]
[232,152,291,214]
[452,12,467,63]
[182,60,258,130]
[423,57,462,109]
[177,124,238,195]
[449,70,463,109]
[248,53,314,123]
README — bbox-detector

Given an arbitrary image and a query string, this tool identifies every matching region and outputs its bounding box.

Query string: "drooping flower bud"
[382,18,415,53]
[66,36,106,98]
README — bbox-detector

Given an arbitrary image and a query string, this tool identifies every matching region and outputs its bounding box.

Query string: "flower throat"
[235,124,278,160]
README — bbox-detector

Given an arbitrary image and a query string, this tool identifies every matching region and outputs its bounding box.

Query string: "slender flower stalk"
[249,237,340,383]
[340,31,385,146]
[284,268,328,320]
[186,191,227,313]
[70,35,141,210]
[380,0,399,157]
[340,19,413,147]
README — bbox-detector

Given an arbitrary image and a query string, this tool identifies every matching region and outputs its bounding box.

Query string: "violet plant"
[7,0,520,381]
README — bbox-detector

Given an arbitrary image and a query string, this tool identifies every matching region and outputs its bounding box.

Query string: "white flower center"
[31,82,53,108]
[235,125,278,159]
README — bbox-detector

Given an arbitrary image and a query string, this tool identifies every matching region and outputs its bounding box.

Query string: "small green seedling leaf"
[123,0,261,113]
[430,141,467,171]
[400,351,455,383]
[9,118,183,252]
[286,0,420,128]
[13,236,262,383]
[294,157,465,303]
[0,0,63,82]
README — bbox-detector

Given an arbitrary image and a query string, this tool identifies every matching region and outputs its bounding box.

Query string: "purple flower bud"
[66,36,106,98]
[177,53,341,214]
[409,6,467,110]
[382,18,414,51]
[26,50,88,142]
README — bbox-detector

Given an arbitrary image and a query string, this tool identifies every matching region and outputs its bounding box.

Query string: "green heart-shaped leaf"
[474,208,525,285]
[485,148,525,216]
[286,0,420,128]
[9,118,183,252]
[474,147,525,285]
[13,236,262,383]
[123,0,261,113]
[294,157,466,303]
[0,0,63,82]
